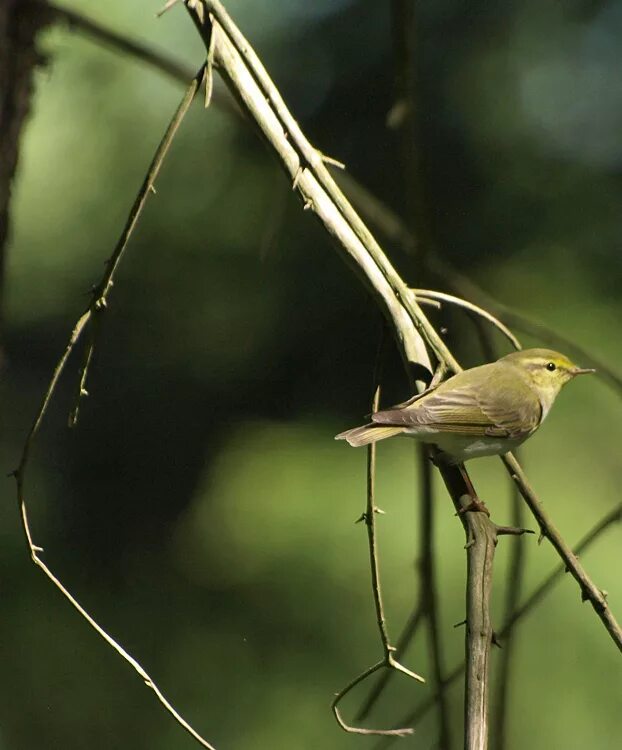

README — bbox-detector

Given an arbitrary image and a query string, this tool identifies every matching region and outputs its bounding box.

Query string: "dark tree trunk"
[0,0,50,352]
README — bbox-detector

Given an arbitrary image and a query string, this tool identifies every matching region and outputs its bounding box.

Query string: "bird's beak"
[571,367,596,376]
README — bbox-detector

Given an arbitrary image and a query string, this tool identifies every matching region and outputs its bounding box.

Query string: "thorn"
[491,632,502,648]
[355,513,367,524]
[453,619,466,629]
[373,506,385,515]
[581,589,589,603]
[319,151,346,170]
[292,167,302,190]
[440,326,448,335]
[80,388,89,398]
[303,198,314,211]
[495,525,535,537]
[391,659,426,684]
[156,0,182,17]
[204,65,213,108]
[32,544,44,553]
[601,589,609,600]
[149,184,157,195]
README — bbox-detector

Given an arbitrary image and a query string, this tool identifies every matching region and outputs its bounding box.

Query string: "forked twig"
[374,503,622,749]
[12,68,218,750]
[333,384,424,737]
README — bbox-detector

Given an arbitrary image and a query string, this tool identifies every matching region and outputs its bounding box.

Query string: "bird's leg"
[456,463,490,516]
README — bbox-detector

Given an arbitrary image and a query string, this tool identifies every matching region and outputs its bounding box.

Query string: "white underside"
[402,427,527,464]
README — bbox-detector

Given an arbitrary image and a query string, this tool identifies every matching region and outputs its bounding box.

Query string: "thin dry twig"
[374,503,622,749]
[492,485,526,750]
[418,447,452,749]
[413,289,521,351]
[70,62,207,424]
[333,381,424,737]
[502,455,622,652]
[12,68,218,750]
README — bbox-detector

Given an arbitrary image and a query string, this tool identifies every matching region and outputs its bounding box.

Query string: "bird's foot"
[456,496,490,516]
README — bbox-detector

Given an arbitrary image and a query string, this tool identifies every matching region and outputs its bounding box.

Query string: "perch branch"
[12,68,218,750]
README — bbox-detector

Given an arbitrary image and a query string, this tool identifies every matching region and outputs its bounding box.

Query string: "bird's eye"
[546,362,556,372]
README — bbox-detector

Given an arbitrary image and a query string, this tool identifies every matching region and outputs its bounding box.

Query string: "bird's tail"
[335,423,406,447]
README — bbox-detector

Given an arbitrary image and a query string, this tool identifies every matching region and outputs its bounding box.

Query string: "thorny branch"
[190,0,622,695]
[332,383,424,738]
[12,2,621,747]
[44,1,622,397]
[12,67,218,750]
[375,503,622,749]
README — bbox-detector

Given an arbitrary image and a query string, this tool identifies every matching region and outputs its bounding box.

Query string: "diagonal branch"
[183,0,622,675]
[43,1,622,397]
[502,455,622,651]
[12,67,218,750]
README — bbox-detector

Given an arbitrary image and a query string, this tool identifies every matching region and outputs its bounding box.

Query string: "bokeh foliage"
[2,1,621,748]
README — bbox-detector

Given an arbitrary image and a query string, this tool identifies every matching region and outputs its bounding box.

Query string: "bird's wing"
[372,368,541,439]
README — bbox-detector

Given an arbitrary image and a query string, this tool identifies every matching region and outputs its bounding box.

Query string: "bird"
[336,348,594,465]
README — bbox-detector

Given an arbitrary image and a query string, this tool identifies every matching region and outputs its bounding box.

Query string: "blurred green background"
[2,1,621,748]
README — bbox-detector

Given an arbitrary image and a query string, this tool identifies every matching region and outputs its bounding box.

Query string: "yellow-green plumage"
[336,348,594,464]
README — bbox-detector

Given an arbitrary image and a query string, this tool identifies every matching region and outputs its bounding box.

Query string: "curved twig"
[12,68,218,750]
[333,382,423,737]
[412,288,521,351]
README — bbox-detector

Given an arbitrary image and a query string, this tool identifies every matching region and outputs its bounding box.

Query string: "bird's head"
[502,348,595,402]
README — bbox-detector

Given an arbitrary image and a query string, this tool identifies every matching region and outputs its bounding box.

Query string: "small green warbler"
[336,348,594,464]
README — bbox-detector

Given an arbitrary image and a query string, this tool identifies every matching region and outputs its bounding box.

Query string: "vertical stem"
[463,512,496,750]
[419,447,452,749]
[492,485,525,749]
[367,386,392,648]
[437,463,497,750]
